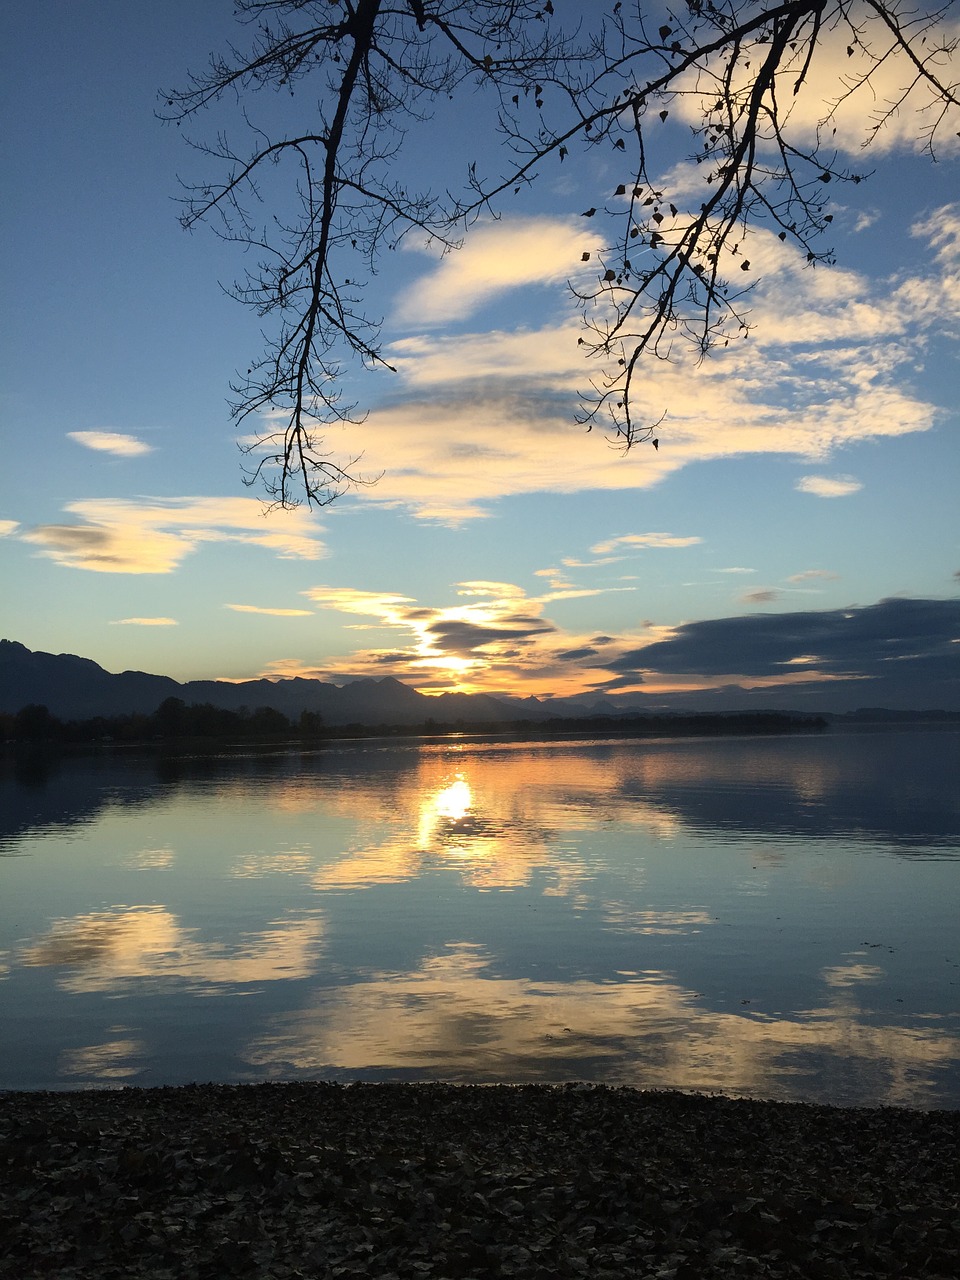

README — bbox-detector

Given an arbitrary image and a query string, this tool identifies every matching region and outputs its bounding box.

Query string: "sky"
[1,1,958,711]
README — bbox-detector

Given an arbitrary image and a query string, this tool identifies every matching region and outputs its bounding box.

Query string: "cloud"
[590,532,703,555]
[671,11,960,158]
[604,598,960,708]
[0,520,19,537]
[244,941,959,1105]
[342,346,925,520]
[788,570,840,583]
[225,604,314,617]
[791,14,960,156]
[20,497,327,573]
[67,431,153,457]
[109,617,178,626]
[301,588,417,618]
[281,572,960,708]
[396,218,603,326]
[560,557,620,570]
[796,475,863,498]
[320,205,956,521]
[741,590,781,605]
[719,567,756,575]
[289,577,641,696]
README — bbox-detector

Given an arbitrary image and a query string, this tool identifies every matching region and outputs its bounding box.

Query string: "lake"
[1,727,958,1107]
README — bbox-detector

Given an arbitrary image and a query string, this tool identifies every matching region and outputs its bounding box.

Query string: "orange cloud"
[226,604,315,617]
[297,578,639,696]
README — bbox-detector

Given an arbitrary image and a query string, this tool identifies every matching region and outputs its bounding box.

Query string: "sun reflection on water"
[434,776,472,822]
[4,731,959,1102]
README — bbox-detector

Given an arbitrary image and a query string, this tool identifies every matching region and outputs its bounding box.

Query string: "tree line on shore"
[3,697,828,749]
[1,697,325,747]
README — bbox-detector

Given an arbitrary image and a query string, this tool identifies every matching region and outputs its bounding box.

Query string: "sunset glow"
[1,2,956,712]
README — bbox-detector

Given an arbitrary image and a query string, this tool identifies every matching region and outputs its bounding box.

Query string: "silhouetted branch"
[162,0,960,503]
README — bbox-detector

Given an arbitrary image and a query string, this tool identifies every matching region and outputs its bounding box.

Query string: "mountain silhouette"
[0,640,547,727]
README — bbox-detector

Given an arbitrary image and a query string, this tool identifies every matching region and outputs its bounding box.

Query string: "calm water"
[1,728,958,1107]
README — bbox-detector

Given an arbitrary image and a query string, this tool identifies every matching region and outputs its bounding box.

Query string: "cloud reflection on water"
[59,1034,147,1081]
[21,906,325,992]
[244,941,960,1109]
[3,731,958,1101]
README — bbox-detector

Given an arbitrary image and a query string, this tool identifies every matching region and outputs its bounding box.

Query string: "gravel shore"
[2,1082,958,1278]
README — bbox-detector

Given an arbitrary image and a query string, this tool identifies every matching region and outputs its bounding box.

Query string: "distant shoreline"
[5,702,960,762]
[3,707,833,756]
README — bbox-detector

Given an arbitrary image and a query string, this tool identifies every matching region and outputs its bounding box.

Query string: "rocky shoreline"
[2,1082,958,1278]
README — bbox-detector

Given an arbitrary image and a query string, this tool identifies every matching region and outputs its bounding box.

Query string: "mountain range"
[3,639,955,729]
[0,640,575,727]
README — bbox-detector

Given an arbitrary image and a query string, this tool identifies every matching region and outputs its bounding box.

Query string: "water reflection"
[22,907,325,991]
[1,729,958,1103]
[3,728,956,854]
[245,941,959,1109]
[60,1034,146,1081]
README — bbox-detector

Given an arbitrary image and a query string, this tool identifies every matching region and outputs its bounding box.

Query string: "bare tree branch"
[162,0,960,505]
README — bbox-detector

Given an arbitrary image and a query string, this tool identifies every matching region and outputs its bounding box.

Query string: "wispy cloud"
[741,589,781,604]
[287,578,636,695]
[225,604,314,617]
[796,475,863,498]
[109,617,178,626]
[787,569,840,583]
[0,520,19,537]
[672,14,960,157]
[396,218,603,326]
[319,209,956,521]
[20,497,327,573]
[67,431,153,457]
[257,591,958,707]
[559,557,621,570]
[590,532,703,555]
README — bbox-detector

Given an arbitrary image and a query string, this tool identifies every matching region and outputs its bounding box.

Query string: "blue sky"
[1,1,958,708]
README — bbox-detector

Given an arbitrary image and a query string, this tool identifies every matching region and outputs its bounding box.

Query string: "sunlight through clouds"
[285,578,648,696]
[20,497,328,573]
[3,5,956,703]
[273,581,956,704]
